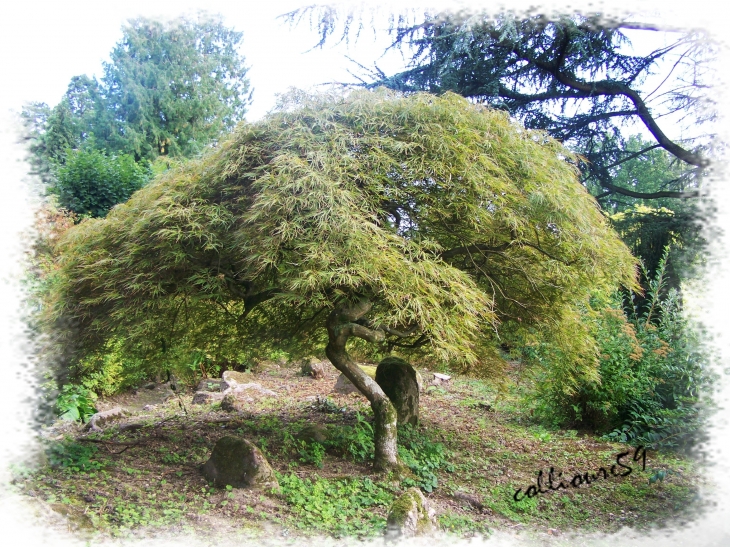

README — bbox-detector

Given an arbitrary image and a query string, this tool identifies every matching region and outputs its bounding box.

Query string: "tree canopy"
[287,9,714,194]
[21,13,252,208]
[102,15,251,160]
[48,89,638,469]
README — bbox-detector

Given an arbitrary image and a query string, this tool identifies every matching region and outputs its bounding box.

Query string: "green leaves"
[102,15,251,161]
[52,148,151,217]
[49,89,637,384]
[55,384,98,423]
[276,473,393,536]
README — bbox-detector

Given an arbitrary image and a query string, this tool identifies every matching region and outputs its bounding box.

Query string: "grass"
[12,362,706,541]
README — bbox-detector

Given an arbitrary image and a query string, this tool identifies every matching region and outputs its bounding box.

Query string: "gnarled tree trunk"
[325,300,399,471]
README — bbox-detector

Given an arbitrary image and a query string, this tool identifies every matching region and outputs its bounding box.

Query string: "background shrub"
[528,248,713,449]
[52,148,150,217]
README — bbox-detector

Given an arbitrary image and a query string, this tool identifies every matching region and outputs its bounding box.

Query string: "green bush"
[529,248,713,449]
[74,338,150,396]
[55,384,97,422]
[52,148,150,217]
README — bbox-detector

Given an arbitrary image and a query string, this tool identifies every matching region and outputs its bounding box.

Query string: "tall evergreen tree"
[284,8,714,201]
[102,15,252,160]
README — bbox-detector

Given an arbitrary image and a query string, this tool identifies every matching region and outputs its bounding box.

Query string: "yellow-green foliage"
[47,89,638,384]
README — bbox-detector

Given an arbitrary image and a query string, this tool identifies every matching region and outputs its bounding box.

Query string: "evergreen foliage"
[102,15,251,160]
[53,148,151,218]
[287,8,713,195]
[21,13,251,214]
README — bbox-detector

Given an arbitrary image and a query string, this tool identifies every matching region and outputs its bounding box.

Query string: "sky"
[1,0,729,546]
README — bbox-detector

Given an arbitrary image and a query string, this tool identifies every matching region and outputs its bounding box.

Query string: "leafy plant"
[55,384,97,422]
[283,431,326,468]
[276,472,394,537]
[326,413,376,462]
[397,425,454,492]
[47,440,103,472]
[531,246,714,449]
[51,148,150,217]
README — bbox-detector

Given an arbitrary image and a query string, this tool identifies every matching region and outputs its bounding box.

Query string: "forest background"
[1,0,729,545]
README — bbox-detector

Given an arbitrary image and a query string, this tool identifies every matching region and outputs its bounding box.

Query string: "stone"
[431,372,451,385]
[221,392,253,412]
[224,383,277,398]
[197,378,224,392]
[301,358,327,379]
[333,364,377,394]
[453,491,485,511]
[385,487,437,540]
[296,424,328,444]
[192,391,225,405]
[221,370,253,390]
[201,436,278,489]
[375,357,420,426]
[85,407,129,433]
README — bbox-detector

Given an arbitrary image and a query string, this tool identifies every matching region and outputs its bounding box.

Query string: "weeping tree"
[47,89,638,470]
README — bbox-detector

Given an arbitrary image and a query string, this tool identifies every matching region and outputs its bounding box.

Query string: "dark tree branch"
[595,183,700,200]
[525,54,708,167]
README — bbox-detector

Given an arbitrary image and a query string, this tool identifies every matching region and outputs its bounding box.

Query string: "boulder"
[192,391,225,405]
[201,436,278,489]
[296,424,328,444]
[385,487,437,540]
[85,407,129,433]
[224,383,277,398]
[301,358,327,380]
[431,372,451,386]
[220,392,253,412]
[221,370,252,390]
[197,378,224,392]
[333,364,377,395]
[375,357,420,426]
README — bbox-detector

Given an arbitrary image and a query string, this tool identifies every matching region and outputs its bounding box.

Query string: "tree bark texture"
[324,300,399,471]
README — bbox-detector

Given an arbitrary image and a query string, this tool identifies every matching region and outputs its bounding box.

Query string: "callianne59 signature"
[513,446,647,502]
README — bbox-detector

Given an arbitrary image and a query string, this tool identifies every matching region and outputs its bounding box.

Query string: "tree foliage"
[21,13,251,196]
[285,8,715,199]
[46,89,638,468]
[53,148,151,218]
[102,15,251,160]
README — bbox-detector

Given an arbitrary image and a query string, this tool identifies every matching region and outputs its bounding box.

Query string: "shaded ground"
[10,361,708,542]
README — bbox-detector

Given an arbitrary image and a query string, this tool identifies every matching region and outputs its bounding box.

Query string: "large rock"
[85,407,129,433]
[301,358,328,380]
[385,487,437,540]
[375,357,420,426]
[201,436,278,489]
[333,365,377,394]
[192,391,225,405]
[220,392,253,412]
[197,378,224,392]
[221,370,253,391]
[225,383,277,398]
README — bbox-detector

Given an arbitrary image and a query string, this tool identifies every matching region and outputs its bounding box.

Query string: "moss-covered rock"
[385,487,437,539]
[296,423,328,443]
[221,370,252,390]
[333,364,378,394]
[201,436,278,489]
[376,357,420,426]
